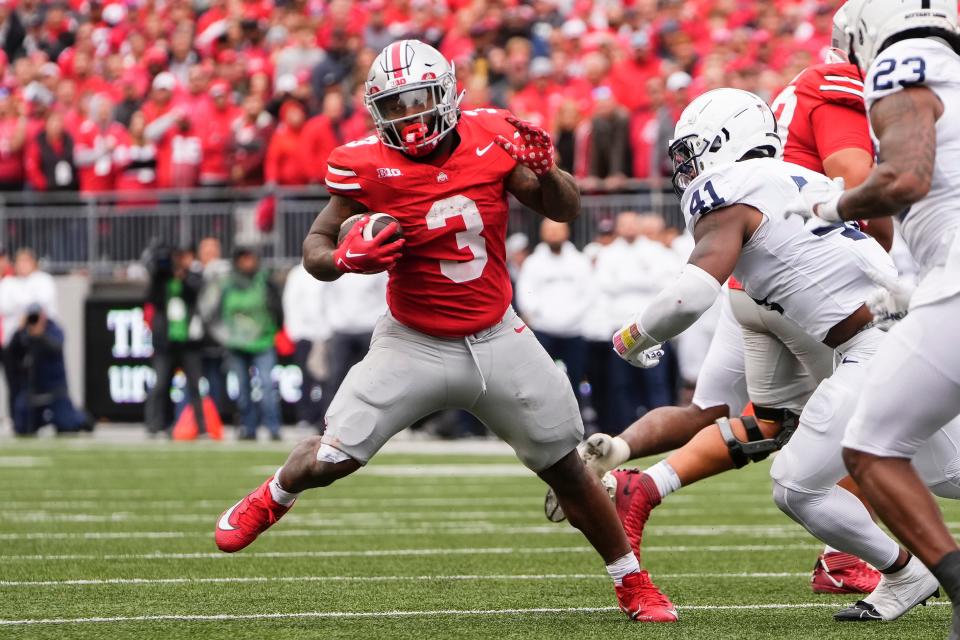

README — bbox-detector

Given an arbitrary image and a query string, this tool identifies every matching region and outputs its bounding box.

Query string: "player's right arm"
[835,86,942,222]
[302,195,367,281]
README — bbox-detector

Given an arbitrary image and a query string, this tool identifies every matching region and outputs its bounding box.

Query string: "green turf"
[0,441,956,639]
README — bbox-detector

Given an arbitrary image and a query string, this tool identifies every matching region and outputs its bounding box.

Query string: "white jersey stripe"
[822,75,864,86]
[325,179,361,191]
[818,85,864,98]
[327,166,357,177]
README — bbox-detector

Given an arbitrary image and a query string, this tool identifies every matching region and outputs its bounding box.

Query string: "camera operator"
[7,305,92,436]
[143,242,207,437]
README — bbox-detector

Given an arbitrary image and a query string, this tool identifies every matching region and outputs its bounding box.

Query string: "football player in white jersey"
[789,0,960,635]
[612,86,960,621]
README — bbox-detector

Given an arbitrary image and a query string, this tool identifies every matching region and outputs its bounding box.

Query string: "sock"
[609,437,632,468]
[823,545,841,555]
[269,467,299,506]
[644,461,682,500]
[606,551,641,586]
[932,551,960,604]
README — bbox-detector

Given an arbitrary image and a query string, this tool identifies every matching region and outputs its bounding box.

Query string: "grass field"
[0,439,957,640]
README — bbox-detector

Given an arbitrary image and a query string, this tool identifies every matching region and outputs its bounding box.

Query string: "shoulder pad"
[324,138,379,197]
[794,62,865,111]
[865,39,958,108]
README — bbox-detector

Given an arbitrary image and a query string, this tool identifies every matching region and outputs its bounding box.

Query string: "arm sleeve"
[810,102,873,160]
[637,263,722,344]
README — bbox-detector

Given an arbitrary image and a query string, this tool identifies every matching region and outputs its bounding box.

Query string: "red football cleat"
[215,477,294,553]
[811,551,881,594]
[616,570,678,622]
[610,469,661,557]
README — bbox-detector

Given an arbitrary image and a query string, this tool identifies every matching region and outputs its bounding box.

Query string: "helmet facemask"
[366,72,460,157]
[669,134,713,197]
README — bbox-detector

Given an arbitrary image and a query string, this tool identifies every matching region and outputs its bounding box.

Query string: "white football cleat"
[834,556,939,621]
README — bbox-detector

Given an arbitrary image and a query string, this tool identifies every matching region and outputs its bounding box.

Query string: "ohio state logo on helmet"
[364,40,465,157]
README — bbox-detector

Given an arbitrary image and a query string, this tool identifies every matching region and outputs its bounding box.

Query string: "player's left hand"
[612,320,663,368]
[783,176,844,223]
[864,266,915,330]
[494,116,555,177]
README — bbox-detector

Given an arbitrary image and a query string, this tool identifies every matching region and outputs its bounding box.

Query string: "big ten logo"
[107,308,153,359]
[224,364,304,405]
[377,167,402,178]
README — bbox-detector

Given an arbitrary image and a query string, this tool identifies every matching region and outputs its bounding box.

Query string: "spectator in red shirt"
[182,65,213,128]
[114,111,157,192]
[25,110,77,191]
[155,113,202,189]
[0,89,27,191]
[510,57,563,131]
[264,99,308,186]
[141,72,179,128]
[231,93,272,187]
[70,50,111,101]
[74,94,126,192]
[302,91,346,183]
[610,31,662,113]
[198,80,238,187]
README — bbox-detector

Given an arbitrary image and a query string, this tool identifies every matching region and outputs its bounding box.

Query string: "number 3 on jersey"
[688,180,727,218]
[425,195,488,283]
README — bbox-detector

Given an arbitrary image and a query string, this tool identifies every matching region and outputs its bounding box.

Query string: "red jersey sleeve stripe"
[325,178,361,191]
[327,165,357,177]
[818,85,864,98]
[822,75,864,86]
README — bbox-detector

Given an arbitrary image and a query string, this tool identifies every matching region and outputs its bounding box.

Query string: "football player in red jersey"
[213,40,676,623]
[544,6,895,599]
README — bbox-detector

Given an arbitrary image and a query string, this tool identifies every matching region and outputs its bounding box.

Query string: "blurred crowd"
[0,0,839,194]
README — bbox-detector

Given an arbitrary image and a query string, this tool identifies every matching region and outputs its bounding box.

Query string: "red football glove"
[494,116,556,177]
[332,216,405,274]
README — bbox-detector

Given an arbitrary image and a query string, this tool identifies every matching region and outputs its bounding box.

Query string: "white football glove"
[612,322,665,369]
[783,176,845,224]
[863,266,915,330]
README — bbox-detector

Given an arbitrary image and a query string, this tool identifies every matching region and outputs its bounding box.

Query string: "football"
[337,212,403,245]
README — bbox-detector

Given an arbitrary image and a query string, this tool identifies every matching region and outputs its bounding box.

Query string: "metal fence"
[0,182,684,273]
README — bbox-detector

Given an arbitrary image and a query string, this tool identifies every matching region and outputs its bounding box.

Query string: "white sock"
[644,460,682,499]
[823,545,841,555]
[606,551,641,586]
[609,437,632,468]
[269,467,299,506]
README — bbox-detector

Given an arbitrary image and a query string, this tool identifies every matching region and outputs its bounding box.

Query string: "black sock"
[931,551,960,604]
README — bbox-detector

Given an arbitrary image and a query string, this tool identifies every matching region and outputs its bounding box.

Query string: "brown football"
[337,213,403,245]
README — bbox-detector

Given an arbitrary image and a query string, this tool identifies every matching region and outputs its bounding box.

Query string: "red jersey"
[771,62,872,175]
[325,108,519,338]
[74,120,127,192]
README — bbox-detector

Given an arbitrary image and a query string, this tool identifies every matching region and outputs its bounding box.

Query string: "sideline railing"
[0,181,683,273]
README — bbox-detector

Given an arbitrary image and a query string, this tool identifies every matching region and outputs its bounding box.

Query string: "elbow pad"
[639,263,722,343]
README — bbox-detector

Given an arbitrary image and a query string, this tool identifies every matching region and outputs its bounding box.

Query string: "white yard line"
[0,524,813,541]
[2,601,948,626]
[0,572,808,588]
[0,543,822,562]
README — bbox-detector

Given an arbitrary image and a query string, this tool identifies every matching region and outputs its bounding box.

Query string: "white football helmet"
[844,0,959,72]
[668,88,782,196]
[364,40,464,157]
[824,2,853,63]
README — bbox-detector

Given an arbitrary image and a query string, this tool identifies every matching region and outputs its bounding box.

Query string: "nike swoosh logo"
[476,142,495,156]
[841,358,859,365]
[824,572,844,589]
[514,324,527,333]
[217,499,243,531]
[345,250,367,258]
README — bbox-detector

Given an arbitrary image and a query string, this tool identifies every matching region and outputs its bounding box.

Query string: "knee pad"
[718,407,800,468]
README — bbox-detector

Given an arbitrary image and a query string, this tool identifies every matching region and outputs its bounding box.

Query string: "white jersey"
[865,38,960,308]
[681,158,896,341]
